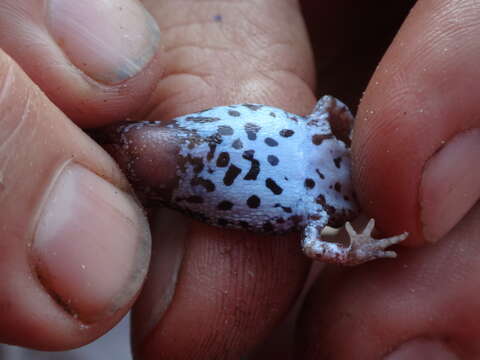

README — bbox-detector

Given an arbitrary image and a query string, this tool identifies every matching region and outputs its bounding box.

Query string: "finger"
[0,0,164,127]
[297,203,480,359]
[0,50,150,349]
[352,0,480,245]
[130,0,314,358]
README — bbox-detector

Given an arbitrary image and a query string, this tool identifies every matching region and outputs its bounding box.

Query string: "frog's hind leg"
[310,95,354,146]
[302,218,408,265]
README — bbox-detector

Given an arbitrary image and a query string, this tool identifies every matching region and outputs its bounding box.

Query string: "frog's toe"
[345,220,408,263]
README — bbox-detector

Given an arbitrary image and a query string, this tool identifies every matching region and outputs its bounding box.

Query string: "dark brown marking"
[267,155,279,166]
[207,143,216,161]
[279,129,294,137]
[312,134,332,145]
[244,159,260,180]
[334,182,342,192]
[186,195,204,204]
[274,204,292,213]
[334,157,342,168]
[185,116,220,123]
[305,178,315,189]
[247,195,260,208]
[242,150,260,180]
[217,200,234,211]
[316,195,336,218]
[316,169,325,179]
[243,104,263,111]
[216,152,230,167]
[223,164,242,186]
[232,138,243,149]
[190,177,215,192]
[266,178,283,195]
[218,125,234,135]
[245,123,261,141]
[228,110,241,117]
[264,137,278,146]
[242,149,255,160]
[189,156,204,173]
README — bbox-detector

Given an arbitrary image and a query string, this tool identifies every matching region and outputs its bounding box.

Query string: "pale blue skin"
[117,96,407,265]
[167,97,356,234]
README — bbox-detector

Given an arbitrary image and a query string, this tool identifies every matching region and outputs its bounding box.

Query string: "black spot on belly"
[247,195,261,208]
[312,134,332,145]
[266,178,283,195]
[216,152,230,167]
[304,178,315,189]
[232,138,243,149]
[274,203,292,213]
[334,157,342,168]
[217,200,234,210]
[207,143,217,161]
[190,177,216,192]
[185,116,220,123]
[223,164,242,186]
[242,150,255,160]
[334,182,342,192]
[245,123,261,140]
[243,104,263,111]
[228,110,241,117]
[244,160,260,180]
[270,112,276,118]
[218,125,234,135]
[242,150,260,180]
[267,155,279,166]
[186,196,204,203]
[316,195,336,217]
[316,169,325,179]
[265,137,278,146]
[279,129,294,137]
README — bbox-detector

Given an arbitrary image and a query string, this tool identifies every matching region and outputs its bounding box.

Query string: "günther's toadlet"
[99,95,407,265]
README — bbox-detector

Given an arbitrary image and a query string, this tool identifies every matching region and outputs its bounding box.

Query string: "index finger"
[353,0,480,246]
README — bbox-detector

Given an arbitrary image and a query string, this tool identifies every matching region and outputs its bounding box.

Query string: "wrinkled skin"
[0,0,479,359]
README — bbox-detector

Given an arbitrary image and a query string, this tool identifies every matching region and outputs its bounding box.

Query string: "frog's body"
[109,96,407,265]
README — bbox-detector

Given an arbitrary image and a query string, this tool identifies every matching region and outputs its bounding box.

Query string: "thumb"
[0,0,163,127]
[0,49,150,349]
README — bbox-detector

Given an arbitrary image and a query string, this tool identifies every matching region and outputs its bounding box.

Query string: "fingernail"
[47,0,160,84]
[33,163,151,323]
[420,129,480,242]
[131,209,187,347]
[385,338,459,360]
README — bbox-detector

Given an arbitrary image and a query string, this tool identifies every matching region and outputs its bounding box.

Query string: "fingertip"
[352,0,480,246]
[0,0,165,127]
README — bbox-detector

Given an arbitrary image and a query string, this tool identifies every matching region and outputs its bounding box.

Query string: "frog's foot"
[302,219,408,266]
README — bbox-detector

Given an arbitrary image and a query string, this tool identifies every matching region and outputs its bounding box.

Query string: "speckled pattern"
[111,96,407,265]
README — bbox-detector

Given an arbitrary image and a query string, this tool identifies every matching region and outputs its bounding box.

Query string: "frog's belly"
[171,136,309,233]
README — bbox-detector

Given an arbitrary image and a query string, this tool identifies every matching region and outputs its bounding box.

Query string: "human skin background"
[0,0,479,359]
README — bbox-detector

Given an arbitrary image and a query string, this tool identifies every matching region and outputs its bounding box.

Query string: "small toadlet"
[99,95,407,265]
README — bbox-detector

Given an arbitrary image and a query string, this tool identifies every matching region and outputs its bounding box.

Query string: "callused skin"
[101,96,407,265]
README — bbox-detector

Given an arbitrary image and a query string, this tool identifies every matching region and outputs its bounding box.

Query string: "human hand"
[2,0,479,359]
[0,0,163,350]
[297,0,480,358]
